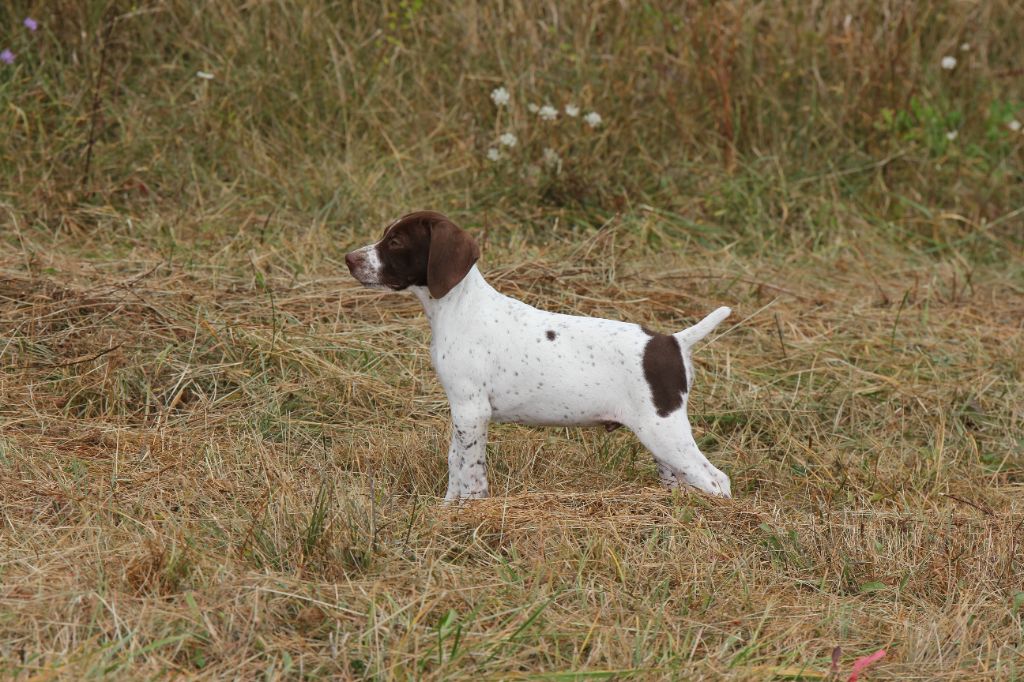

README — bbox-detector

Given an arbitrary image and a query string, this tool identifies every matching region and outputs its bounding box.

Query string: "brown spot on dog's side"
[546,330,557,340]
[642,332,687,417]
[601,420,623,432]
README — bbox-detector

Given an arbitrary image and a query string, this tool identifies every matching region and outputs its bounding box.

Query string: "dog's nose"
[344,252,358,271]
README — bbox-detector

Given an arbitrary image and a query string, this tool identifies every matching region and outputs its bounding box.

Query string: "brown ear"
[427,217,480,299]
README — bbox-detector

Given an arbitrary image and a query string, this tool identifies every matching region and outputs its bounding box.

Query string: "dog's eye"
[388,237,404,249]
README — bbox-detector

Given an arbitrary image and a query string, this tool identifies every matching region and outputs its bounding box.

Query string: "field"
[1,1,1023,679]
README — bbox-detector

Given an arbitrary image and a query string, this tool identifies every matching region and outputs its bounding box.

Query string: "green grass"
[0,0,1022,679]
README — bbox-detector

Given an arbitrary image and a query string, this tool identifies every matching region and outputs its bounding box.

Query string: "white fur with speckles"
[346,244,387,288]
[357,258,732,500]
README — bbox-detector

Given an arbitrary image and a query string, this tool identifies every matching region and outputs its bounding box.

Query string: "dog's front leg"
[443,399,491,502]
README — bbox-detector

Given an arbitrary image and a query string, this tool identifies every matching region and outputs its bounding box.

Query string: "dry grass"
[1,1,1023,679]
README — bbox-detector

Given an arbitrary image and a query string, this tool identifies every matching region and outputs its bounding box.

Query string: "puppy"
[346,211,731,500]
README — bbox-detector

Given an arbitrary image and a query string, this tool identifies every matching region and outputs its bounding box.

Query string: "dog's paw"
[441,488,489,505]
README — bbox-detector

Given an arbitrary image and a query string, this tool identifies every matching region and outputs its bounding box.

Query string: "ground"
[0,2,1022,679]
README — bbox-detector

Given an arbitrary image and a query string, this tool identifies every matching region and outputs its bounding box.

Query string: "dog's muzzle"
[345,246,384,287]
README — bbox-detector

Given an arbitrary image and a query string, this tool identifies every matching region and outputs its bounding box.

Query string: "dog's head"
[345,211,480,299]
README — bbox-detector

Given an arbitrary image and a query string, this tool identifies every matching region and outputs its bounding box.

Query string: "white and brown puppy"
[345,211,732,501]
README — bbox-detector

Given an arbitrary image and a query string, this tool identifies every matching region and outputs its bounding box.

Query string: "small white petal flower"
[486,147,502,161]
[940,56,957,70]
[527,103,540,113]
[1009,119,1022,132]
[584,111,603,128]
[196,71,215,80]
[564,104,580,117]
[498,132,517,148]
[490,86,510,107]
[541,147,561,168]
[946,130,958,141]
[959,42,970,51]
[538,105,558,121]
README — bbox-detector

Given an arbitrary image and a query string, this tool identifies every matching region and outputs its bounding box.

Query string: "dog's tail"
[674,306,731,349]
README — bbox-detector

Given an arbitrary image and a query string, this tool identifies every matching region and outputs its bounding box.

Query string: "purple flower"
[0,49,14,65]
[24,17,38,31]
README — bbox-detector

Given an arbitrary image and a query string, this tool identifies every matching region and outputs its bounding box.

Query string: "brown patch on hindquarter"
[641,332,687,417]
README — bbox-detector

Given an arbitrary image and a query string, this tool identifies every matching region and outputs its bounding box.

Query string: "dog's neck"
[409,265,494,327]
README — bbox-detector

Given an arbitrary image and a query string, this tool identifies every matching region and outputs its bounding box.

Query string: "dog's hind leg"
[656,463,679,488]
[633,411,731,498]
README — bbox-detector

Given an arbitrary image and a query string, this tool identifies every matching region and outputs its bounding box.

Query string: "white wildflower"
[486,147,502,161]
[498,132,517,148]
[1009,119,1022,132]
[584,111,603,128]
[490,86,510,107]
[538,105,558,121]
[196,71,215,80]
[959,42,970,51]
[542,147,561,168]
[564,104,580,117]
[842,14,852,31]
[940,56,957,70]
[946,130,958,141]
[527,103,540,113]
